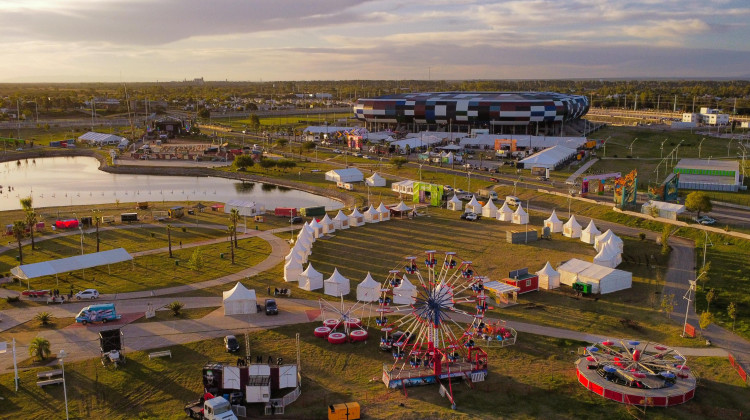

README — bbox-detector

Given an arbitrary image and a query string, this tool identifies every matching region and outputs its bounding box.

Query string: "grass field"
[133,306,220,324]
[0,324,745,420]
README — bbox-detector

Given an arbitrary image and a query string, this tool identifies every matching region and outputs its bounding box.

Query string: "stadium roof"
[676,159,738,172]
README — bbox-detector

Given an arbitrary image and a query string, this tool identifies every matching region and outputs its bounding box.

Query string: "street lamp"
[628,137,638,156]
[661,138,669,159]
[698,137,706,159]
[58,349,70,420]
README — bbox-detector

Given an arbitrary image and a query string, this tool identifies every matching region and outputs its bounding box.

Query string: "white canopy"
[333,210,349,229]
[324,268,351,297]
[366,172,386,187]
[512,203,528,225]
[293,244,309,263]
[563,215,582,238]
[557,258,592,286]
[392,201,412,212]
[321,214,336,234]
[225,199,263,216]
[376,202,390,221]
[223,282,258,315]
[518,145,577,169]
[544,210,563,233]
[497,202,513,221]
[536,262,560,290]
[594,243,622,268]
[364,205,380,223]
[296,231,312,251]
[466,195,482,213]
[325,168,363,183]
[579,263,632,294]
[303,221,316,240]
[393,275,417,305]
[595,230,623,252]
[447,195,462,211]
[580,220,601,244]
[309,218,324,238]
[349,208,365,227]
[356,272,381,302]
[284,258,304,282]
[299,263,324,291]
[11,248,133,280]
[482,199,498,218]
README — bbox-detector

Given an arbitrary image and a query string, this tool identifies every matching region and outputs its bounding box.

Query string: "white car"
[75,289,99,300]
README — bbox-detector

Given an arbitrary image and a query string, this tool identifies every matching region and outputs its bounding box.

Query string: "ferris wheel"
[376,250,498,407]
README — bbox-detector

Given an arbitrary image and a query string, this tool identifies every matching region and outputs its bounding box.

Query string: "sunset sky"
[1,0,748,82]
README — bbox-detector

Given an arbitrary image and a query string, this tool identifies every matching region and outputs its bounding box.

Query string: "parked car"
[290,216,303,224]
[224,335,240,353]
[333,149,343,154]
[265,299,278,315]
[490,177,499,182]
[505,196,521,206]
[75,289,100,300]
[694,216,716,225]
[461,212,480,221]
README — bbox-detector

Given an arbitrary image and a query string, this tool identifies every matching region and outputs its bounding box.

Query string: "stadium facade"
[353,92,590,135]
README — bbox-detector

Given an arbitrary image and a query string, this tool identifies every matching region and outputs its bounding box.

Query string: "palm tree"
[92,209,101,252]
[20,196,36,250]
[35,311,52,326]
[229,208,240,247]
[28,336,51,361]
[227,225,236,264]
[166,224,173,258]
[12,220,26,264]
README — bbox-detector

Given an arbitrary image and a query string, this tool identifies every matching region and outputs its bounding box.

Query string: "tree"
[660,225,671,255]
[197,108,210,119]
[228,225,236,264]
[92,210,101,252]
[685,191,712,218]
[229,208,240,247]
[276,138,288,149]
[188,247,204,270]
[699,311,713,330]
[35,311,52,326]
[660,294,675,319]
[249,114,261,129]
[259,158,277,172]
[12,220,25,264]
[301,141,316,154]
[391,157,408,169]
[20,196,36,250]
[167,301,184,317]
[28,337,51,361]
[706,288,716,313]
[276,159,297,171]
[728,301,737,331]
[234,155,255,170]
[166,224,173,258]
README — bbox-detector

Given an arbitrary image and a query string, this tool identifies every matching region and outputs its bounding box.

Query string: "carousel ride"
[576,339,696,406]
[313,298,370,344]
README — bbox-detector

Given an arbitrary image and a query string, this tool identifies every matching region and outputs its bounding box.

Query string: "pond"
[0,156,343,211]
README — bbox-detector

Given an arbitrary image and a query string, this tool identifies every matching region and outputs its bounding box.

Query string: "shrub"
[639,233,646,241]
[6,296,20,303]
[28,337,51,361]
[167,301,184,317]
[35,312,52,326]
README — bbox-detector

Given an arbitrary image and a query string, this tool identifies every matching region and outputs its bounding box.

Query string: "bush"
[167,301,184,317]
[35,312,52,325]
[29,337,51,361]
[6,296,20,303]
[639,233,646,241]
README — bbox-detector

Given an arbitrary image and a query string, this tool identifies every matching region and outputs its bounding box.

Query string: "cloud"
[622,19,712,43]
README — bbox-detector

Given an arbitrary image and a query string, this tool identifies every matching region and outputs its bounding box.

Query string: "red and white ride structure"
[313,298,370,344]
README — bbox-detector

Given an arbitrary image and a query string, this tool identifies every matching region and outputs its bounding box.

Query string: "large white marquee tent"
[557,258,632,294]
[223,282,258,315]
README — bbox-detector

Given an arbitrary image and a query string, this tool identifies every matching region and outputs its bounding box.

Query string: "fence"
[728,353,748,383]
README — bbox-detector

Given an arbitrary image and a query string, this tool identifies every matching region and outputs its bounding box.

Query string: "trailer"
[185,394,237,420]
[300,206,326,217]
[274,207,298,218]
[120,213,138,222]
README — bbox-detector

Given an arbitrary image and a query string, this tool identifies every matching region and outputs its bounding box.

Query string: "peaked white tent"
[333,210,349,229]
[497,202,513,222]
[284,249,302,264]
[595,230,624,252]
[593,243,622,268]
[447,195,462,211]
[536,262,560,290]
[284,258,304,282]
[223,282,258,315]
[563,215,582,238]
[558,258,591,287]
[356,272,381,302]
[296,231,312,252]
[349,208,365,227]
[393,275,417,304]
[512,204,528,225]
[364,205,380,223]
[308,218,324,238]
[482,199,498,218]
[557,258,632,294]
[320,214,336,235]
[325,168,363,183]
[544,210,563,233]
[376,202,391,221]
[580,220,601,244]
[293,244,309,263]
[299,263,323,291]
[465,196,482,214]
[366,172,386,187]
[324,268,351,297]
[303,222,316,241]
[391,201,412,218]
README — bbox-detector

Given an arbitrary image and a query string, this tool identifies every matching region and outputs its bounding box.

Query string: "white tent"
[224,199,264,216]
[303,222,316,241]
[497,202,513,222]
[447,195,462,211]
[593,243,622,268]
[482,199,498,218]
[309,218,324,238]
[595,230,623,252]
[512,204,528,225]
[557,258,592,287]
[536,262,560,290]
[284,258,304,282]
[284,249,301,264]
[376,202,391,221]
[563,215,582,238]
[391,201,412,218]
[356,272,381,302]
[518,145,577,169]
[324,268,351,297]
[579,263,632,294]
[11,248,132,280]
[333,210,349,229]
[349,208,365,227]
[393,275,417,304]
[293,243,309,263]
[299,263,324,291]
[364,205,380,223]
[325,168,363,183]
[465,196,482,213]
[544,210,563,233]
[366,172,386,187]
[580,220,601,244]
[297,229,313,248]
[320,214,336,235]
[222,282,258,315]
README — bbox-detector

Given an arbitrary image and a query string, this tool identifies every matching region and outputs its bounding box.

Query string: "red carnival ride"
[576,339,696,407]
[313,298,370,345]
[376,250,506,409]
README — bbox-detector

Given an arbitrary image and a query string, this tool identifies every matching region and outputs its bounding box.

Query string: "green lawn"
[132,306,220,324]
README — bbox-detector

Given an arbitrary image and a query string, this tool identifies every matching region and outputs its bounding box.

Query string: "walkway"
[565,158,598,185]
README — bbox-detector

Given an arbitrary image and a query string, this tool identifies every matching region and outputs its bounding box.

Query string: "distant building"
[674,159,742,192]
[683,108,729,126]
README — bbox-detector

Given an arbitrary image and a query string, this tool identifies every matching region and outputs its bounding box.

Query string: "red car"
[490,177,499,182]
[21,289,50,297]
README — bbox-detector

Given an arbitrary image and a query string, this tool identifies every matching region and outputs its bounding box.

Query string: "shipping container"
[300,206,326,217]
[274,207,298,217]
[120,213,138,222]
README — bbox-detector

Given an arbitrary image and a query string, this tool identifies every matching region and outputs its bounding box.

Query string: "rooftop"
[675,159,739,171]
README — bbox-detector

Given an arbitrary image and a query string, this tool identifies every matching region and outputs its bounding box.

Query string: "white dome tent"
[512,203,528,225]
[321,214,336,235]
[348,208,365,227]
[296,231,312,252]
[308,218,324,238]
[393,274,418,305]
[222,282,258,315]
[364,205,380,223]
[447,195,462,211]
[482,199,498,218]
[303,222,316,241]
[497,202,513,222]
[593,243,622,268]
[284,258,304,282]
[391,201,412,218]
[333,210,349,229]
[465,196,482,214]
[580,220,601,244]
[536,262,560,290]
[324,268,351,297]
[366,172,386,187]
[356,272,381,302]
[376,202,391,221]
[299,263,324,291]
[563,215,582,238]
[595,230,624,252]
[544,210,563,233]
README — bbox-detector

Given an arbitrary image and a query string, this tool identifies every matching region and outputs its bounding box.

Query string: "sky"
[1,0,749,82]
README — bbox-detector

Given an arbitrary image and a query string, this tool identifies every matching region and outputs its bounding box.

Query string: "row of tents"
[543,211,624,268]
[448,195,530,224]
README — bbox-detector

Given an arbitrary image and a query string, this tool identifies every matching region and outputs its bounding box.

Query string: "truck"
[75,303,121,325]
[185,394,238,420]
[476,188,498,201]
[274,207,298,218]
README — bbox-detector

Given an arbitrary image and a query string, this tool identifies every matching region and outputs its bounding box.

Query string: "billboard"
[412,182,444,207]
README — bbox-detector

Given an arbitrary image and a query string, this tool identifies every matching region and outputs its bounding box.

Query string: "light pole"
[58,349,70,420]
[628,137,638,157]
[727,137,734,157]
[661,138,669,159]
[698,137,706,159]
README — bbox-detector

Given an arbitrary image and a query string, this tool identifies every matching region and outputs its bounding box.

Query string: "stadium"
[353,92,590,135]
